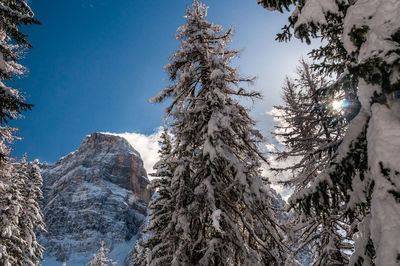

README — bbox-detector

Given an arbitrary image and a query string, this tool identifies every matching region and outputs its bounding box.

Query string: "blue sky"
[10,0,318,163]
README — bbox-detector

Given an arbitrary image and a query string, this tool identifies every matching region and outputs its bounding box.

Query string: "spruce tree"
[0,157,45,266]
[127,128,174,266]
[130,239,149,266]
[272,60,352,265]
[0,0,40,160]
[18,158,46,265]
[0,1,42,265]
[0,158,23,266]
[143,126,174,265]
[258,0,400,264]
[87,241,116,266]
[149,1,287,264]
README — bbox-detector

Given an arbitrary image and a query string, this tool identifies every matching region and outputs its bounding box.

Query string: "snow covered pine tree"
[258,0,400,265]
[87,241,117,266]
[0,0,40,160]
[272,60,352,264]
[0,1,43,266]
[141,126,174,265]
[149,1,288,265]
[131,239,150,266]
[0,157,46,266]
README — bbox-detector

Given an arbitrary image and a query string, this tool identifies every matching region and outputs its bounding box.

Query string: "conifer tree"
[0,157,45,266]
[0,158,22,266]
[0,0,40,160]
[16,158,45,265]
[272,60,352,265]
[258,0,400,264]
[130,239,149,266]
[149,1,288,264]
[143,126,174,265]
[0,2,42,265]
[273,60,348,192]
[87,241,116,266]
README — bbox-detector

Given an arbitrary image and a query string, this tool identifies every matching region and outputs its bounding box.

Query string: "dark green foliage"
[256,0,295,12]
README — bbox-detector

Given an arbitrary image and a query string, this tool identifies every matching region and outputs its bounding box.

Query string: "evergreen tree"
[273,60,348,193]
[0,157,45,266]
[149,1,287,264]
[272,60,352,265]
[0,2,42,265]
[130,239,149,266]
[143,126,174,265]
[258,0,400,264]
[87,241,116,266]
[16,158,45,265]
[0,158,22,266]
[0,0,40,160]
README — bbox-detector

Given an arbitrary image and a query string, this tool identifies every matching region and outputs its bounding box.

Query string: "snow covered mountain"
[38,132,153,265]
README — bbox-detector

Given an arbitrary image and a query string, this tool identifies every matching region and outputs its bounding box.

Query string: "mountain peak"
[39,132,153,264]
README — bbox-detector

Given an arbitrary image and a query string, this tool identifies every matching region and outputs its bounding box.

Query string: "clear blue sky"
[10,0,318,163]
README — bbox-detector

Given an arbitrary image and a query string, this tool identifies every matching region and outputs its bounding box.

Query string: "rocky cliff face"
[39,133,153,264]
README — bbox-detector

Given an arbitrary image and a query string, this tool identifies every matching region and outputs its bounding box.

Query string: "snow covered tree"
[272,60,352,264]
[130,239,149,266]
[0,0,40,161]
[142,126,174,264]
[0,156,45,266]
[149,1,288,264]
[259,0,400,264]
[15,158,45,265]
[273,60,348,194]
[0,158,22,266]
[87,241,116,266]
[0,2,43,265]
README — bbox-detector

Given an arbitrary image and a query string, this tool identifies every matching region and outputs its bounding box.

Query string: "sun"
[331,100,343,111]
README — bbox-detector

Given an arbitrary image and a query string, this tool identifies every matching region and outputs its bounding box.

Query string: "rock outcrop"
[39,132,153,264]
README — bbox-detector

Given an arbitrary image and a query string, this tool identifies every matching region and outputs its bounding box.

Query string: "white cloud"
[104,128,163,179]
[263,109,301,201]
[261,151,300,202]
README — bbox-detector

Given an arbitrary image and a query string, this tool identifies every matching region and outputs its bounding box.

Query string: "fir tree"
[130,239,149,266]
[143,126,174,265]
[87,241,116,266]
[0,0,40,160]
[272,60,352,265]
[0,2,42,264]
[15,158,45,265]
[149,1,287,264]
[0,157,45,266]
[258,0,400,264]
[0,158,22,266]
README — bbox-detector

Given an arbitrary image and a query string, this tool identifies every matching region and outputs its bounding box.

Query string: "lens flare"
[331,100,343,111]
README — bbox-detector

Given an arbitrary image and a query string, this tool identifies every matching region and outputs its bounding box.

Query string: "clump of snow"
[367,104,400,265]
[343,0,400,65]
[211,209,223,233]
[294,0,339,30]
[210,69,224,80]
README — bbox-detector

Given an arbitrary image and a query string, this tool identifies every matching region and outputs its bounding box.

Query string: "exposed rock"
[39,132,153,264]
